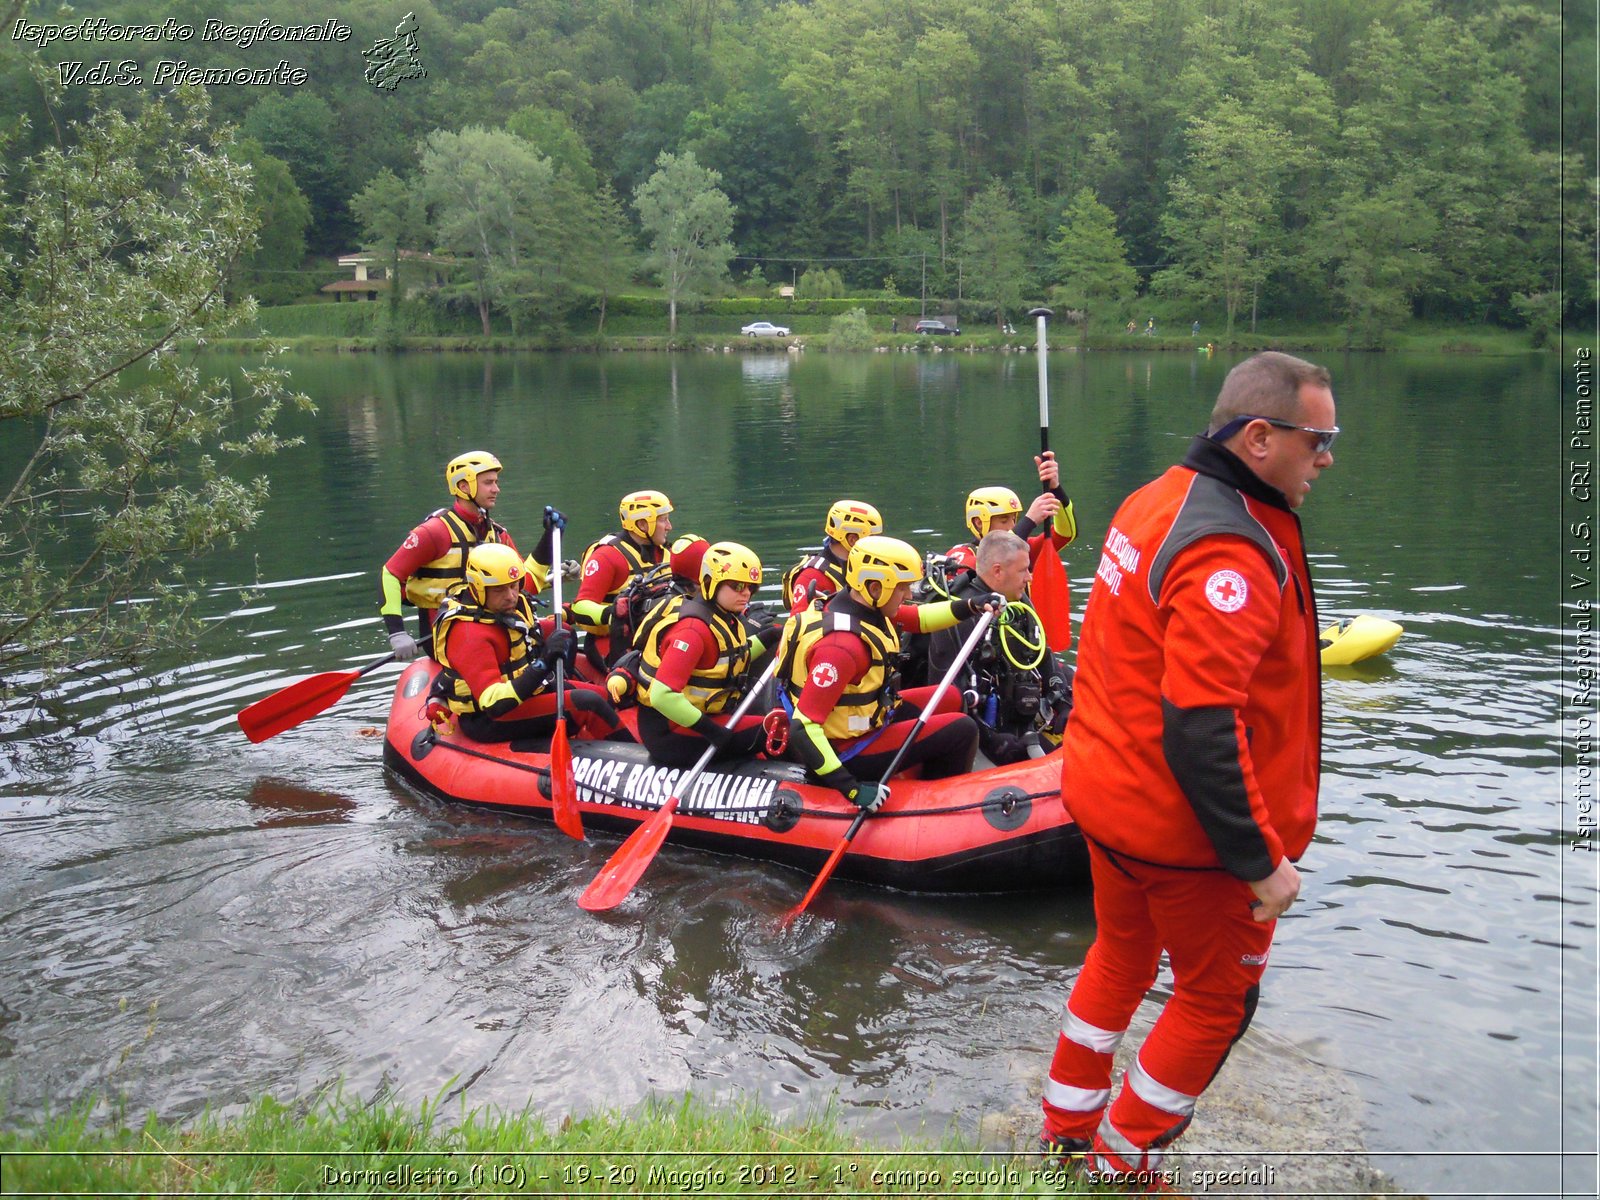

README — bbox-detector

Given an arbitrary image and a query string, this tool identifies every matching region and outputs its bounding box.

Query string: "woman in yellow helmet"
[776,536,1001,811]
[430,544,623,743]
[379,449,565,662]
[569,489,674,675]
[632,542,784,768]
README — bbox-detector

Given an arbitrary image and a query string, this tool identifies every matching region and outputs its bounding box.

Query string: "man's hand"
[956,591,1005,619]
[1248,858,1302,923]
[543,628,576,670]
[847,781,889,812]
[1025,492,1061,524]
[389,631,420,662]
[543,505,567,531]
[1035,450,1060,490]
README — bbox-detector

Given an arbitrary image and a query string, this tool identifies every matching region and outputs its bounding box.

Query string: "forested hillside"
[3,0,1589,341]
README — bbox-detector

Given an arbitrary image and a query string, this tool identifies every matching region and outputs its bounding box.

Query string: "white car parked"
[740,321,791,337]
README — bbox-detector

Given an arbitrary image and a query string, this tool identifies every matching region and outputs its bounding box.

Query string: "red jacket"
[1060,437,1321,880]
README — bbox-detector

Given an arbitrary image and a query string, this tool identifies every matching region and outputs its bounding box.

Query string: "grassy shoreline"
[0,1090,1099,1196]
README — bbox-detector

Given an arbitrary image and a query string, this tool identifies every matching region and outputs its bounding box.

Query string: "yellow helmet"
[700,541,763,602]
[965,486,1023,540]
[445,450,502,503]
[825,499,884,546]
[620,489,673,539]
[463,543,525,605]
[846,535,923,607]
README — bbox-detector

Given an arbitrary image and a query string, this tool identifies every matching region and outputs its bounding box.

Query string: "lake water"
[0,347,1593,1199]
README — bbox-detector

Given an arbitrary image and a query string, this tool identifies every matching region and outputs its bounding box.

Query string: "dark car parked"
[914,318,960,335]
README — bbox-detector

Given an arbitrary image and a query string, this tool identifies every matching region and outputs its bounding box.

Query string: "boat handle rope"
[420,732,1053,821]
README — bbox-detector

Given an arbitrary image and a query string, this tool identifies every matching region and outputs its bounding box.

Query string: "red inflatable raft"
[383,660,1087,893]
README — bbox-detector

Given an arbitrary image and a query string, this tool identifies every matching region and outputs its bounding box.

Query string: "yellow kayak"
[1319,615,1404,666]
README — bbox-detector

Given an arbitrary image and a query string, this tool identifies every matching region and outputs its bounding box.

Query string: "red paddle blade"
[782,836,852,926]
[1031,545,1072,653]
[578,797,679,911]
[236,668,361,744]
[549,719,585,841]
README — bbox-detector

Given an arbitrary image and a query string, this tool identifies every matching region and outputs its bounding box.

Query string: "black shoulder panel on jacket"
[1147,474,1288,606]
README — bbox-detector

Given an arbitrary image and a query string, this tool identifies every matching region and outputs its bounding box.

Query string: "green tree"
[1313,182,1437,348]
[0,90,310,683]
[231,139,312,308]
[350,167,428,337]
[1047,188,1139,338]
[957,181,1030,330]
[826,307,875,350]
[417,127,556,336]
[633,150,735,335]
[1154,98,1291,335]
[239,92,353,256]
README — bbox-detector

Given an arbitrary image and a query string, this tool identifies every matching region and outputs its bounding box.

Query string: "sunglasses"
[724,580,755,593]
[1209,414,1340,455]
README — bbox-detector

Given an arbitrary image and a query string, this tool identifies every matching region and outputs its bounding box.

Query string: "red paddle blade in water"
[549,719,584,841]
[578,797,679,911]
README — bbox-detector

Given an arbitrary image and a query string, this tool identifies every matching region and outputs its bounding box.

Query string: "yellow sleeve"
[522,556,551,594]
[1053,498,1078,544]
[380,567,406,617]
[647,679,704,728]
[914,600,962,634]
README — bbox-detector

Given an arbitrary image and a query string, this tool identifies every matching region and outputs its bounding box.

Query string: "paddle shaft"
[578,651,783,911]
[551,524,566,721]
[1032,306,1052,455]
[787,609,995,920]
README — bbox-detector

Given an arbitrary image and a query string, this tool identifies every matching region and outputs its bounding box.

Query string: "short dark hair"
[1208,352,1332,433]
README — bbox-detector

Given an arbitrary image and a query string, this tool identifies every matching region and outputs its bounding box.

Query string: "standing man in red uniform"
[379,450,561,660]
[1038,352,1338,1183]
[569,489,673,674]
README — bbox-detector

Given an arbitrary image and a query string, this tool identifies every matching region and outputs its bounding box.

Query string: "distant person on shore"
[570,490,674,675]
[379,450,562,661]
[430,544,622,744]
[1192,319,1201,336]
[1038,351,1338,1184]
[1126,319,1137,334]
[782,499,884,612]
[1144,317,1155,336]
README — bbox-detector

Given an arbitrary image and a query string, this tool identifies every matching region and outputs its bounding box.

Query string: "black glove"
[511,659,552,701]
[694,715,733,748]
[846,781,888,812]
[754,616,785,650]
[543,628,576,670]
[543,505,567,531]
[955,591,1005,619]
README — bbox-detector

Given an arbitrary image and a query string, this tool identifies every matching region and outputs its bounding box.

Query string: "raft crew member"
[777,535,1000,812]
[570,489,673,674]
[1038,351,1337,1182]
[782,499,883,613]
[945,450,1078,581]
[634,542,785,769]
[927,531,1071,765]
[379,450,561,661]
[431,544,622,744]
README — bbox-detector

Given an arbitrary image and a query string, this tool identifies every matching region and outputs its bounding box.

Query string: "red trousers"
[1041,839,1274,1173]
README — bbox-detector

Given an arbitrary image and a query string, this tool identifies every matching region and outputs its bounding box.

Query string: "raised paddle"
[548,522,584,841]
[236,653,396,744]
[783,609,996,925]
[578,653,784,912]
[1027,305,1072,653]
